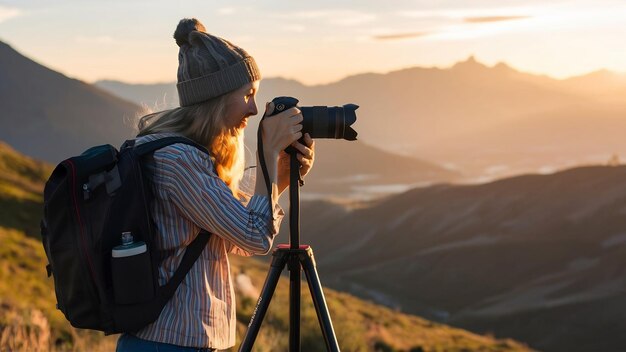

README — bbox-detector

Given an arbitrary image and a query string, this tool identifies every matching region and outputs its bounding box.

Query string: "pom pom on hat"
[173,18,207,47]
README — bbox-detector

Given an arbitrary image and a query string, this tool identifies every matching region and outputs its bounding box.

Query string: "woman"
[116,18,315,351]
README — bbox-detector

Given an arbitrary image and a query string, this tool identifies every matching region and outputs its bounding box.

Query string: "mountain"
[0,143,530,351]
[560,69,626,99]
[310,57,626,181]
[296,165,626,352]
[0,41,142,163]
[96,57,626,182]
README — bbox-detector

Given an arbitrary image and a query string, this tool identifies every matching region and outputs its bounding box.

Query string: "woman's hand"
[260,102,303,158]
[292,133,315,179]
[255,102,304,198]
[277,133,315,194]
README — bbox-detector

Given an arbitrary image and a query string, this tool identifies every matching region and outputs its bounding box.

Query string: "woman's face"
[224,80,260,130]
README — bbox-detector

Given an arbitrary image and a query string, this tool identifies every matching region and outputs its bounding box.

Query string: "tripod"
[239,149,340,352]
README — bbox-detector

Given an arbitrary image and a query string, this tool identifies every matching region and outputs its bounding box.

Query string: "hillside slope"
[0,141,530,351]
[0,41,141,163]
[299,165,626,352]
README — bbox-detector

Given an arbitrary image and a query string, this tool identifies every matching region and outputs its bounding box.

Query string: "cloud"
[0,5,21,23]
[372,32,430,41]
[397,7,537,21]
[464,15,530,23]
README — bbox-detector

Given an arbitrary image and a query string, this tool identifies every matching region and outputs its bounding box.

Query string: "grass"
[0,141,52,238]
[0,226,119,351]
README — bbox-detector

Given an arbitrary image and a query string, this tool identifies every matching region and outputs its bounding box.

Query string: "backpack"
[41,136,211,335]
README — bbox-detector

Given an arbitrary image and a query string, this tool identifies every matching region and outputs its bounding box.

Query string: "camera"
[269,96,358,140]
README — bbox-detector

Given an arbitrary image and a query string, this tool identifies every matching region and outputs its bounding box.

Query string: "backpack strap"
[131,135,213,263]
[128,136,211,304]
[128,135,212,297]
[159,230,211,298]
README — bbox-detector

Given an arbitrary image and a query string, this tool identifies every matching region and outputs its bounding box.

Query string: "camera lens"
[301,104,358,140]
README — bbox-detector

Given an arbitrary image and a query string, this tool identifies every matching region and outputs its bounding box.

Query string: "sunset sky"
[1,0,625,85]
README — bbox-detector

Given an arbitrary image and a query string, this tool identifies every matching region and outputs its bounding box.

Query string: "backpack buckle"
[84,165,122,200]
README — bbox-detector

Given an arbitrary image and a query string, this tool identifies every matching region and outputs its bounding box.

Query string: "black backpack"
[41,136,211,334]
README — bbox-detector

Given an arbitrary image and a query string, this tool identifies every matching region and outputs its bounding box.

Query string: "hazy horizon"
[90,55,626,87]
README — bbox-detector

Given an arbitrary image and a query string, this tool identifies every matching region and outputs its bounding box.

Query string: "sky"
[1,0,625,85]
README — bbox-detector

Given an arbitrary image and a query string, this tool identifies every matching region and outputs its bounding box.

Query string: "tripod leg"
[289,255,301,352]
[239,251,288,352]
[300,249,340,352]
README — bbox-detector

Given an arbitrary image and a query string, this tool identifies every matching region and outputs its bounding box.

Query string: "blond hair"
[137,94,245,196]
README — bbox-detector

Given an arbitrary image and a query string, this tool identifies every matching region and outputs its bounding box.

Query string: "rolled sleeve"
[155,144,283,255]
[228,195,284,256]
[248,194,285,237]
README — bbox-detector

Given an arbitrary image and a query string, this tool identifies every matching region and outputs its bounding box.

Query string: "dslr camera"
[268,96,358,141]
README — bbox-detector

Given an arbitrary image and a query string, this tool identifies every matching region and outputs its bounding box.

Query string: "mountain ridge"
[296,164,626,352]
[94,54,626,183]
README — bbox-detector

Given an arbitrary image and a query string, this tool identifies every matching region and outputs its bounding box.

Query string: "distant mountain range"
[96,56,626,182]
[0,40,456,197]
[294,165,626,352]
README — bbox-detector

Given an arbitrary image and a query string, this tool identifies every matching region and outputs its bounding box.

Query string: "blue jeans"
[116,333,216,352]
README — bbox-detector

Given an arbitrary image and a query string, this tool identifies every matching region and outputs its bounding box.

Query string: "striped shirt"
[133,133,284,349]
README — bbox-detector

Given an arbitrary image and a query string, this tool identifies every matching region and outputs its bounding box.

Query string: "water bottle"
[111,231,154,305]
[113,232,146,257]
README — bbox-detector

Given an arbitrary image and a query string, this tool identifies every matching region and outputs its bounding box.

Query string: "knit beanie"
[173,18,261,107]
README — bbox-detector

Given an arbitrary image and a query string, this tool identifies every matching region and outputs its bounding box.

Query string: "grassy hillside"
[228,254,528,352]
[0,225,529,352]
[0,141,531,351]
[0,141,53,237]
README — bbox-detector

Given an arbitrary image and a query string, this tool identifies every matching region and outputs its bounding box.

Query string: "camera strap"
[257,116,275,223]
[257,108,305,225]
